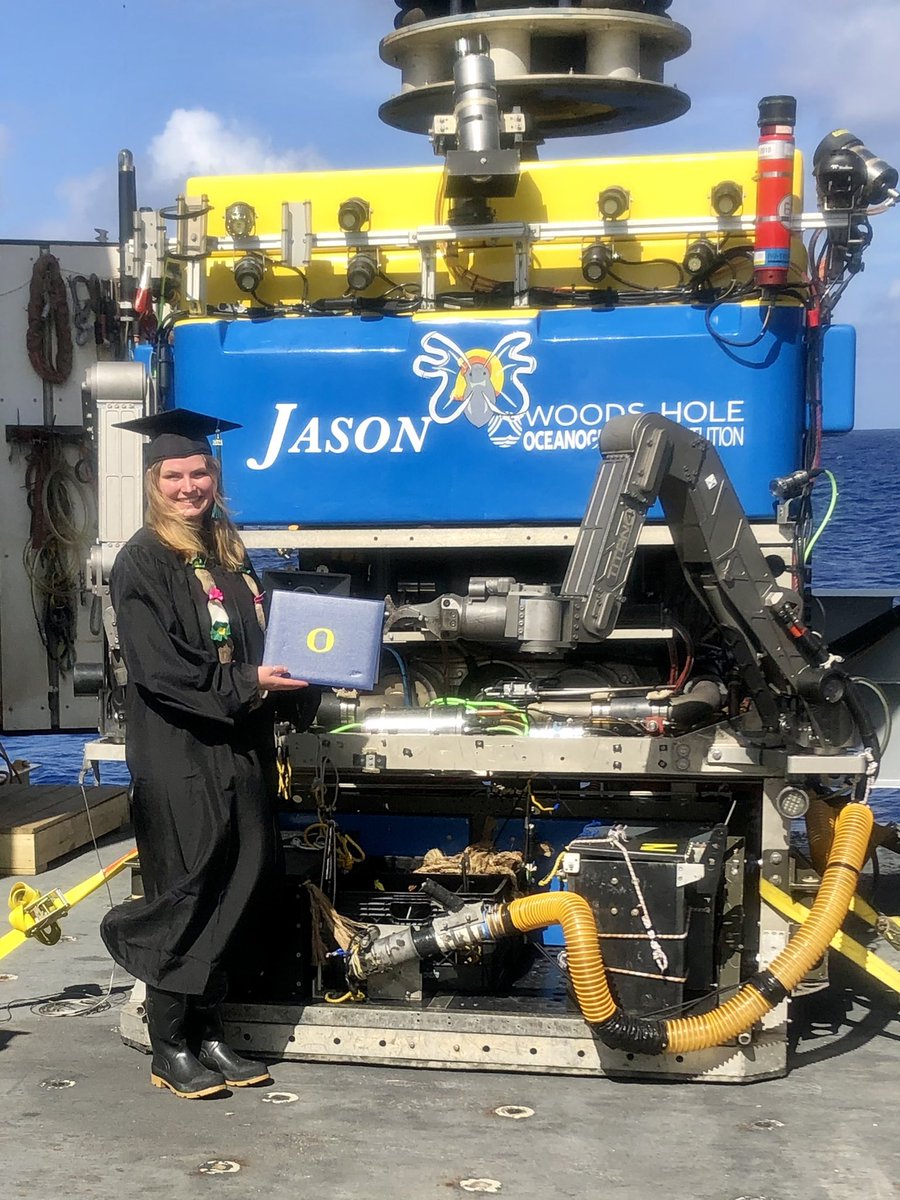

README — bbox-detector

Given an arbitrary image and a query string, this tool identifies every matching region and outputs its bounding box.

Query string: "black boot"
[145,987,227,1099]
[193,996,271,1088]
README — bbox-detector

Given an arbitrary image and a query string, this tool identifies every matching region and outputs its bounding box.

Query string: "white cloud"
[34,107,329,240]
[686,0,900,141]
[768,5,900,137]
[36,166,112,241]
[146,108,327,191]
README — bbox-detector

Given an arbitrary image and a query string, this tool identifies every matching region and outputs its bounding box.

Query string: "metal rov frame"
[93,398,875,1082]
[87,2,899,1084]
[226,417,871,1081]
[118,751,802,1082]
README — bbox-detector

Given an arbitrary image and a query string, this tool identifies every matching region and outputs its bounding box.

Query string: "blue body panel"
[133,343,154,369]
[821,324,856,432]
[171,304,853,524]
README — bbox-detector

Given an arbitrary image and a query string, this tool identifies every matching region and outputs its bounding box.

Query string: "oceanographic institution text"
[246,399,747,471]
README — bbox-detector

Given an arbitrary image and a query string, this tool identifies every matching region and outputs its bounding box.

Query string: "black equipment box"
[564,823,726,1015]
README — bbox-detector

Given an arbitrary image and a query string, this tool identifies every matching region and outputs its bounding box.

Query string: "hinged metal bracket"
[282,201,313,269]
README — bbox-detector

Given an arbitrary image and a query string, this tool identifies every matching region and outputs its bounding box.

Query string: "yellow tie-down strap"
[760,878,900,996]
[0,849,137,962]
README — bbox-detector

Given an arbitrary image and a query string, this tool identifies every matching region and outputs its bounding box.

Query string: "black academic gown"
[100,526,278,996]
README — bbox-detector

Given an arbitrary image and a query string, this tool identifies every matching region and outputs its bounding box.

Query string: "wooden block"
[0,785,130,876]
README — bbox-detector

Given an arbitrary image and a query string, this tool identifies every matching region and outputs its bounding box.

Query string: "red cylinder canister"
[133,262,154,317]
[754,95,797,288]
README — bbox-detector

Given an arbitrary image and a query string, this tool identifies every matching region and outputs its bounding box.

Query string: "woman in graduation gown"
[100,409,314,1099]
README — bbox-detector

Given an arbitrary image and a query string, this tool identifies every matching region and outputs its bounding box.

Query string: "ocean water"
[4,428,899,820]
[811,429,900,593]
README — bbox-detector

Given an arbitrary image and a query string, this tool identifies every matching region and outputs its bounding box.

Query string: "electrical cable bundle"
[427,695,530,735]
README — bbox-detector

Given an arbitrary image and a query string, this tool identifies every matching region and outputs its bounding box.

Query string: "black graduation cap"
[114,408,241,466]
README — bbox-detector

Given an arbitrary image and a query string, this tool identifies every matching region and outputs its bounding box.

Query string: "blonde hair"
[145,455,246,571]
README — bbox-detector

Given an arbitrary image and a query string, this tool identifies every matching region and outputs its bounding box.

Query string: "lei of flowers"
[191,557,265,661]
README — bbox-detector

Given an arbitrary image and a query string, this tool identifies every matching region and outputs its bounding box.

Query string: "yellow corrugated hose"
[502,804,873,1054]
[666,802,873,1053]
[505,892,618,1025]
[805,793,838,874]
[760,878,900,995]
[807,791,898,880]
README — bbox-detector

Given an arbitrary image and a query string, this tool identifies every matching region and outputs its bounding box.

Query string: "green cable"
[428,696,530,731]
[428,696,528,715]
[804,469,839,562]
[331,722,363,733]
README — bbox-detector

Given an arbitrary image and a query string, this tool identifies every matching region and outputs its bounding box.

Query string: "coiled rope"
[23,435,95,672]
[26,254,73,384]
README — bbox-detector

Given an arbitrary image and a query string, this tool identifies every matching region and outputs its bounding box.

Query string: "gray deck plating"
[2,832,899,1200]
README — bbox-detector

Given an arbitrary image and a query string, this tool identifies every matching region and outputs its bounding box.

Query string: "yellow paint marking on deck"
[760,878,900,996]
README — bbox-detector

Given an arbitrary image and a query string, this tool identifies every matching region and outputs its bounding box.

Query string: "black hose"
[593,1011,668,1055]
[843,675,882,762]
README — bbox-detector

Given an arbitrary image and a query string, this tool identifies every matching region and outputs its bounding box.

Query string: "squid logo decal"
[413,330,537,448]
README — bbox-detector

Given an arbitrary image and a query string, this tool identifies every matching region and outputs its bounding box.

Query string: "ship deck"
[1,830,899,1200]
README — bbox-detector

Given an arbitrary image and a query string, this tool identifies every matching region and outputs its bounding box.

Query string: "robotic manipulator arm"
[385,414,875,756]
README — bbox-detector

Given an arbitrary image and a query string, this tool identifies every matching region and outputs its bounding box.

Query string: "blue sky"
[1,0,898,426]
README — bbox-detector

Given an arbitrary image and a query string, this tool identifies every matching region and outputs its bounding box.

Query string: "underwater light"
[581,243,613,285]
[233,253,265,293]
[597,187,630,220]
[711,180,743,217]
[224,202,256,239]
[683,239,718,277]
[338,197,371,233]
[346,252,378,292]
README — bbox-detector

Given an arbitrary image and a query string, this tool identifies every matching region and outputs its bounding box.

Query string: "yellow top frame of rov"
[181,149,806,309]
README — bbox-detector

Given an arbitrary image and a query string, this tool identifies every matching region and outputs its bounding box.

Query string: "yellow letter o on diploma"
[307,627,335,654]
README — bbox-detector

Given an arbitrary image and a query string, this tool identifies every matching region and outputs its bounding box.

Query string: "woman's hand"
[257,666,310,692]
